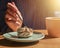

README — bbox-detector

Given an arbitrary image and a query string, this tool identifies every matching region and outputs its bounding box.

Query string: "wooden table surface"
[0,30,60,48]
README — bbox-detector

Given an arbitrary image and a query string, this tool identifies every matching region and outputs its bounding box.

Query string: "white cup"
[46,17,60,37]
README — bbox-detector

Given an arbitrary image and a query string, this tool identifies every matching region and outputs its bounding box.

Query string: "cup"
[45,17,60,37]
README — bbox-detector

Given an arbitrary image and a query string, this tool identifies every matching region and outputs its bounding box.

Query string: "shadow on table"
[0,39,39,47]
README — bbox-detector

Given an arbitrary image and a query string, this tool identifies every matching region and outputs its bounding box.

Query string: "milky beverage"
[46,17,60,37]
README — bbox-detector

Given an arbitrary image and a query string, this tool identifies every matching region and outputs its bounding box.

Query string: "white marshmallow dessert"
[17,26,33,38]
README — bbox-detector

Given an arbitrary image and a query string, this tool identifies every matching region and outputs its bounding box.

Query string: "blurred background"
[16,0,60,29]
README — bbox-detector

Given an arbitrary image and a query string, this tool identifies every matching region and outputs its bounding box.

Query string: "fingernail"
[16,21,20,25]
[8,18,12,20]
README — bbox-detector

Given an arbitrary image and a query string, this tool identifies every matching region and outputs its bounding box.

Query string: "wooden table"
[0,30,60,48]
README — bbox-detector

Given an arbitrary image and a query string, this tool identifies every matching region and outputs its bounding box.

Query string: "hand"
[5,2,23,31]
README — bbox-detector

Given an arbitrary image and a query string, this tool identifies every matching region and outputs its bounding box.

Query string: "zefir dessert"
[17,26,33,38]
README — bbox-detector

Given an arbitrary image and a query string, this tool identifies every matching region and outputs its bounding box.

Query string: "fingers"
[7,2,18,13]
[6,2,23,26]
[6,9,22,22]
[6,9,18,19]
[5,10,22,25]
[7,2,23,21]
[5,13,16,22]
[5,14,21,26]
[12,2,15,5]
